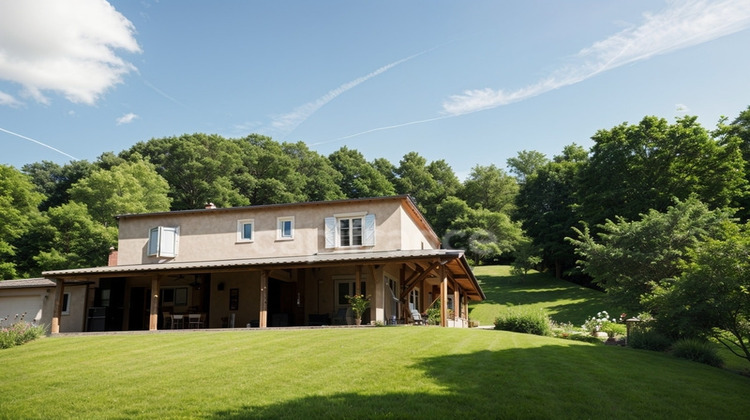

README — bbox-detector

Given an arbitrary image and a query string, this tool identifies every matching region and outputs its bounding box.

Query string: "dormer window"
[148,226,179,258]
[325,213,375,248]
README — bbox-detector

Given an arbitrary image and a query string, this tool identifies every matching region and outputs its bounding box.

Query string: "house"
[0,278,87,332]
[42,195,484,333]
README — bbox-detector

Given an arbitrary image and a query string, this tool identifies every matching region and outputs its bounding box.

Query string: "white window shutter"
[363,214,376,246]
[160,227,178,258]
[325,217,336,248]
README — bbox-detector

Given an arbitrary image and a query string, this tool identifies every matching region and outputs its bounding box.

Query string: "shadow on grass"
[473,271,616,324]
[209,342,750,419]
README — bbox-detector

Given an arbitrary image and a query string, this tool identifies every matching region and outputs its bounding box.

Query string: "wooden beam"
[440,266,448,327]
[50,279,64,334]
[355,265,362,295]
[149,276,160,331]
[259,270,268,328]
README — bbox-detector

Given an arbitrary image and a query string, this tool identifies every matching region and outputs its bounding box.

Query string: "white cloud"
[116,112,139,125]
[442,0,750,116]
[0,0,141,106]
[0,90,21,107]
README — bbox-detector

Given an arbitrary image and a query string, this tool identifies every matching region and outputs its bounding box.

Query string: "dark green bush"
[628,328,672,352]
[672,338,724,367]
[494,307,552,336]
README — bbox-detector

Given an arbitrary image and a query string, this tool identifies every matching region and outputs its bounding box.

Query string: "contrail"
[310,115,451,146]
[0,127,78,161]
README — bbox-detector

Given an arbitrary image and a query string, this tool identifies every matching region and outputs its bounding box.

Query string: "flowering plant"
[345,294,370,319]
[582,311,617,336]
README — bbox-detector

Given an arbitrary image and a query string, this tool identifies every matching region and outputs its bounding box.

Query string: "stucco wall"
[116,198,436,265]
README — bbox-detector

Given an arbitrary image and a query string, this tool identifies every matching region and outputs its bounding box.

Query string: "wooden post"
[440,266,448,327]
[453,286,460,322]
[260,270,268,328]
[149,276,160,331]
[50,279,64,334]
[355,265,362,295]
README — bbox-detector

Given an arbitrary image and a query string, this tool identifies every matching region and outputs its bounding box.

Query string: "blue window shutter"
[363,214,376,246]
[325,217,336,248]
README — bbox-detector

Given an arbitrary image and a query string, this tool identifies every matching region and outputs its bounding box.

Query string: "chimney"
[205,202,216,209]
[108,247,118,266]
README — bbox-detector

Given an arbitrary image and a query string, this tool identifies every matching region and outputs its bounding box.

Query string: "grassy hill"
[1,267,749,419]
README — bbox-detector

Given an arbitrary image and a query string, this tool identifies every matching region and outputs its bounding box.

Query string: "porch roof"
[43,249,485,301]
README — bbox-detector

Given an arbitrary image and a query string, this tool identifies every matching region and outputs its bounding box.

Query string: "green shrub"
[672,338,724,368]
[494,307,552,336]
[0,315,46,349]
[628,328,672,352]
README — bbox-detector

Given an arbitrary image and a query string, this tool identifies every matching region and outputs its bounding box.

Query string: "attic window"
[148,226,180,258]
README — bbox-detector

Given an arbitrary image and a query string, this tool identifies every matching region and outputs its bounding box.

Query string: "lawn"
[469,265,616,327]
[2,266,750,419]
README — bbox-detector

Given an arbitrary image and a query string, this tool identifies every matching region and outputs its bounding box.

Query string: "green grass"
[2,328,749,419]
[469,265,616,327]
[2,266,749,419]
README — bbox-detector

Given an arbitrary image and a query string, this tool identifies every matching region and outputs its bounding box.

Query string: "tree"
[22,160,93,211]
[124,134,247,209]
[714,105,750,222]
[393,152,461,226]
[69,160,171,225]
[33,202,118,271]
[0,165,43,279]
[282,141,344,202]
[515,149,585,278]
[578,115,746,229]
[569,197,734,314]
[507,150,548,184]
[460,164,518,214]
[328,146,395,198]
[661,223,750,362]
[443,206,523,264]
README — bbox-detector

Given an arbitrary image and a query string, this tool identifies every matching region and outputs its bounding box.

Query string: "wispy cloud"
[116,112,139,125]
[0,127,78,160]
[0,0,140,106]
[272,49,432,137]
[0,90,22,107]
[442,0,750,116]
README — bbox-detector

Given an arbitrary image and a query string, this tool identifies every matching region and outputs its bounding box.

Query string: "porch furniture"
[188,313,204,328]
[332,307,350,325]
[162,312,172,329]
[171,314,184,329]
[410,309,425,325]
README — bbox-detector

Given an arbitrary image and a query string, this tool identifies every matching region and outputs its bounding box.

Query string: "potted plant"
[345,294,370,325]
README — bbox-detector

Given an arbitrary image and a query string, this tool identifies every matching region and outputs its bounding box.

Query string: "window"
[277,216,294,240]
[237,219,254,242]
[325,213,375,248]
[335,279,367,306]
[148,226,179,258]
[409,288,420,312]
[61,292,71,315]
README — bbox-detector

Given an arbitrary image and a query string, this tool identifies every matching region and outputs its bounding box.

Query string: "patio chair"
[171,314,184,329]
[410,309,425,325]
[162,312,172,329]
[332,307,350,325]
[188,313,204,329]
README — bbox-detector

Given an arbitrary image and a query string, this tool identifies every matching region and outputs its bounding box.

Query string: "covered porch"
[44,250,485,333]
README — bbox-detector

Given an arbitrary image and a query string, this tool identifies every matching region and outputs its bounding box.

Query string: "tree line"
[2,105,750,359]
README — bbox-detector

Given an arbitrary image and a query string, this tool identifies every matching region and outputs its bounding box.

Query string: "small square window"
[237,219,254,242]
[61,293,70,315]
[277,216,294,240]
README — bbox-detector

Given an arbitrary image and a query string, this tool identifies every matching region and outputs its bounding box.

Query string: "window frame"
[277,216,294,240]
[325,212,375,248]
[61,292,71,315]
[147,226,180,258]
[237,219,255,243]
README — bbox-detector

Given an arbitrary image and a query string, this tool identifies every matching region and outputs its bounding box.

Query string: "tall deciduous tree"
[460,164,518,214]
[282,141,344,202]
[515,147,586,278]
[329,146,395,198]
[578,116,746,229]
[69,160,172,225]
[569,197,733,314]
[0,165,43,279]
[507,150,549,184]
[22,160,93,211]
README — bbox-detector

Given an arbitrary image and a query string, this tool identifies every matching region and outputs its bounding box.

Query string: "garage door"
[0,295,43,325]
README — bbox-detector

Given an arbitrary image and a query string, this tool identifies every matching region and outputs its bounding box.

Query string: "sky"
[1,0,750,179]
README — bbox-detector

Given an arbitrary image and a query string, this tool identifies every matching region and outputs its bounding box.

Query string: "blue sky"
[1,1,750,179]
